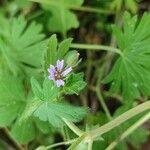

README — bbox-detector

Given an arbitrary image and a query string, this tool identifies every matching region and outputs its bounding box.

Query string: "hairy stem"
[70,43,122,55]
[106,111,150,150]
[63,118,84,136]
[68,135,86,150]
[29,0,113,14]
[84,101,150,142]
[95,87,112,120]
[46,139,77,149]
[88,141,93,150]
[69,5,113,14]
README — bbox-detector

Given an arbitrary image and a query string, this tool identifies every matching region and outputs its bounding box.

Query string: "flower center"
[54,70,62,80]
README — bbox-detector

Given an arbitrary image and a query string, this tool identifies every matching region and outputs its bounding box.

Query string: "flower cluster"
[48,60,72,87]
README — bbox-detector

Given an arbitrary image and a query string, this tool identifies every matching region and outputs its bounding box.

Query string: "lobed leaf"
[0,76,25,127]
[64,73,87,95]
[38,0,84,36]
[103,12,150,101]
[34,101,88,127]
[11,119,36,144]
[0,15,46,76]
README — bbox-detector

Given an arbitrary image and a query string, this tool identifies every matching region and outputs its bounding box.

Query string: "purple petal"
[48,65,55,74]
[61,67,72,77]
[48,75,54,80]
[48,65,55,80]
[57,60,64,71]
[56,79,65,87]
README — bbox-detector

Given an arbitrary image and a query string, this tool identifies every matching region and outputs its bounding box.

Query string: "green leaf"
[31,78,59,101]
[103,12,150,101]
[14,0,32,9]
[127,127,149,149]
[43,79,59,101]
[39,0,84,36]
[58,38,73,59]
[34,118,51,134]
[44,34,57,70]
[0,15,46,76]
[31,77,43,100]
[34,101,88,127]
[19,99,42,122]
[11,119,36,144]
[0,76,25,127]
[64,73,87,95]
[27,77,87,128]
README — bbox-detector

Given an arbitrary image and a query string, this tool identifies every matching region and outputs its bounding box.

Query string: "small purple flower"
[48,60,72,87]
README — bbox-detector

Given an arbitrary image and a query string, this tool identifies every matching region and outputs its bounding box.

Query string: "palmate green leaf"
[28,78,88,127]
[103,12,150,101]
[0,75,38,144]
[0,76,25,127]
[34,0,84,36]
[0,15,46,76]
[64,73,87,95]
[34,101,88,127]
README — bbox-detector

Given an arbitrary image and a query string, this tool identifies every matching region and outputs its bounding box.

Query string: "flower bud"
[65,50,80,67]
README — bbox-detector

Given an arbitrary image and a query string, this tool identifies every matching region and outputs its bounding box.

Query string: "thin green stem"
[69,5,113,14]
[88,141,93,150]
[46,139,77,149]
[29,0,113,14]
[106,111,150,150]
[84,101,150,142]
[63,118,84,136]
[68,134,86,150]
[70,43,122,56]
[95,87,112,121]
[95,65,112,120]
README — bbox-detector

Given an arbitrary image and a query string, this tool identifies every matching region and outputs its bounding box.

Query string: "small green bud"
[65,50,80,67]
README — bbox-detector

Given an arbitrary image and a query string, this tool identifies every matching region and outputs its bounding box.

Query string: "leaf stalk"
[70,43,122,56]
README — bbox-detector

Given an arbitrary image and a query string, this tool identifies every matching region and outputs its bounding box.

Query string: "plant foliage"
[35,0,84,36]
[103,12,150,101]
[0,15,46,76]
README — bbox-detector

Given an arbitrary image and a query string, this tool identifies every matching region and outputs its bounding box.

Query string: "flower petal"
[48,75,54,80]
[61,67,72,77]
[48,65,55,80]
[57,60,64,71]
[48,65,55,73]
[56,79,65,87]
